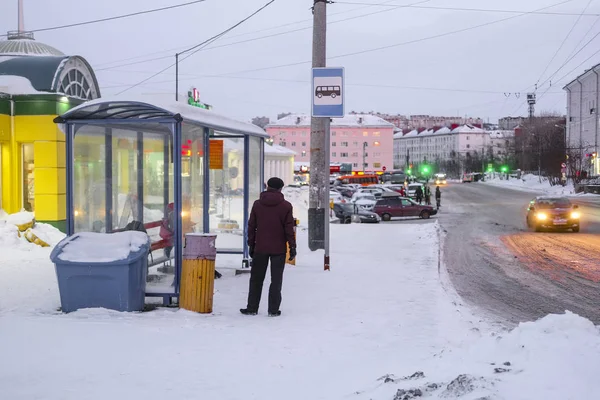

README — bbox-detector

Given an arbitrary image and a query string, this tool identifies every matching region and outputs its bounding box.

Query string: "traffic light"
[422,165,430,175]
[500,165,509,173]
[407,168,412,175]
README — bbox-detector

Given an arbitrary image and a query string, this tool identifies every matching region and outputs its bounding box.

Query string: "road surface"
[440,182,600,325]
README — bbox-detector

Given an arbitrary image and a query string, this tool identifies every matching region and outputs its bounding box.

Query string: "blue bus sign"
[312,67,344,118]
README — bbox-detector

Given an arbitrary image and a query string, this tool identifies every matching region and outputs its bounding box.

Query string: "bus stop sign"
[312,67,345,118]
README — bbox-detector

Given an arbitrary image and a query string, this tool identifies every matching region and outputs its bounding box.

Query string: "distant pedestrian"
[415,185,423,204]
[424,185,431,205]
[241,177,296,317]
[435,186,441,209]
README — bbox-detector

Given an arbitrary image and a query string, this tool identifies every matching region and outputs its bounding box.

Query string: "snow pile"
[282,186,309,226]
[482,173,575,195]
[3,210,35,226]
[362,312,600,399]
[56,231,149,263]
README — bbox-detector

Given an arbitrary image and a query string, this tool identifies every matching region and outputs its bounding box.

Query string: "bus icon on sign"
[316,86,341,98]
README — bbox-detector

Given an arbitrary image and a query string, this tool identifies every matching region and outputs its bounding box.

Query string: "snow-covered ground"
[481,173,575,196]
[1,206,600,399]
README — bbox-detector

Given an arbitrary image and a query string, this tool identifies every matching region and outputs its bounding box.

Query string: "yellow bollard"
[180,233,217,313]
[286,219,299,266]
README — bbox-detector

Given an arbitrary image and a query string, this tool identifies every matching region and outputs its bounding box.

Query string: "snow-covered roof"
[451,124,485,134]
[393,131,404,139]
[434,126,452,135]
[57,95,268,138]
[419,129,434,136]
[489,130,515,139]
[267,114,394,129]
[265,143,296,156]
[403,129,419,137]
[0,75,49,95]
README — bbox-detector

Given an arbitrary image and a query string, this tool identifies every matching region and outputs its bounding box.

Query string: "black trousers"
[246,253,286,313]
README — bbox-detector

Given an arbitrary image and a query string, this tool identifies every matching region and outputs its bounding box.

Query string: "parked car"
[350,193,377,211]
[333,203,380,224]
[406,183,424,198]
[336,187,356,198]
[526,196,580,232]
[218,219,239,231]
[356,187,384,198]
[373,197,437,221]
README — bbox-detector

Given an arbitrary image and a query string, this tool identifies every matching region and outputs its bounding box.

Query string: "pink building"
[266,114,394,172]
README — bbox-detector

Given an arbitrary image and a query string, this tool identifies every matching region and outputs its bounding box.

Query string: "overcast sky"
[2,0,600,123]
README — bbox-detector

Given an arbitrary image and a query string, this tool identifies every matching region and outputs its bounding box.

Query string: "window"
[22,143,34,212]
[373,152,381,157]
[466,144,470,149]
[280,141,287,147]
[353,163,358,168]
[466,136,470,140]
[332,131,337,136]
[363,163,369,168]
[302,132,307,137]
[340,152,349,158]
[291,142,296,147]
[302,151,306,156]
[353,141,358,147]
[280,131,286,137]
[363,131,369,137]
[332,152,337,157]
[301,142,306,146]
[373,132,381,137]
[342,131,349,137]
[332,142,337,147]
[351,152,358,157]
[373,162,381,168]
[341,141,349,147]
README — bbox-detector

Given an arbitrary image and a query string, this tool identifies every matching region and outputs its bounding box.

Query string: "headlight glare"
[571,211,581,219]
[536,212,548,220]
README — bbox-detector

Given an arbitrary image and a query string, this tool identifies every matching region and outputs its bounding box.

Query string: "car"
[406,183,424,198]
[218,219,239,231]
[356,187,384,198]
[526,196,580,232]
[333,203,381,224]
[350,193,377,211]
[373,197,437,221]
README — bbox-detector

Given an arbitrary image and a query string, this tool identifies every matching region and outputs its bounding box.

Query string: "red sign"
[382,166,387,172]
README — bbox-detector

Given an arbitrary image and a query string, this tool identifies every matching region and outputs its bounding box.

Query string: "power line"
[115,0,275,95]
[333,1,596,17]
[0,1,208,37]
[208,0,573,77]
[95,0,430,72]
[535,0,594,87]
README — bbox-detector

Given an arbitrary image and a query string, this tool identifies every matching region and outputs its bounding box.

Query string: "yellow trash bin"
[286,219,299,266]
[180,233,217,313]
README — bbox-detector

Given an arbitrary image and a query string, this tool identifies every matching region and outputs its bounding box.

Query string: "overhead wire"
[332,1,596,17]
[95,0,430,72]
[204,0,573,77]
[535,0,594,88]
[0,0,208,37]
[115,0,276,95]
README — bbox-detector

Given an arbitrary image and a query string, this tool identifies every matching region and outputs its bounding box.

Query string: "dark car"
[333,203,380,224]
[526,196,580,232]
[373,197,437,221]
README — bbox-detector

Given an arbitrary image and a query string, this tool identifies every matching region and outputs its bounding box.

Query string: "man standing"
[241,177,296,317]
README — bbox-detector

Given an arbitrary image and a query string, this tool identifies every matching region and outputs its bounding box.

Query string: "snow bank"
[482,173,575,196]
[282,186,309,227]
[3,210,34,226]
[56,231,149,263]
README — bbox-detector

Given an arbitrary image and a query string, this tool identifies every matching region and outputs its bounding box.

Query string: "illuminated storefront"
[0,29,101,230]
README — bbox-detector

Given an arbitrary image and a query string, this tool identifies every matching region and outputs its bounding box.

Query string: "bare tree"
[251,116,270,129]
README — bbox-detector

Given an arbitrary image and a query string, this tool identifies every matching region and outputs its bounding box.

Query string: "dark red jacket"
[248,189,296,254]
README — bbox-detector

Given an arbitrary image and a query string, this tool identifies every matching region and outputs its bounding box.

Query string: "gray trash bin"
[50,231,150,312]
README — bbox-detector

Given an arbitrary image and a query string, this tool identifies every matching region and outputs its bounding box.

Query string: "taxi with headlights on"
[526,196,580,232]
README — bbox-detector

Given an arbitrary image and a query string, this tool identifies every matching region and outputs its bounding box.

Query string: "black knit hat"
[267,177,284,190]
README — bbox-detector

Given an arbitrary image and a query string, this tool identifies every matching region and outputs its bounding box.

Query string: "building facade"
[265,114,394,172]
[393,125,512,170]
[498,116,525,130]
[564,62,600,176]
[0,24,101,229]
[351,112,483,130]
[264,143,295,186]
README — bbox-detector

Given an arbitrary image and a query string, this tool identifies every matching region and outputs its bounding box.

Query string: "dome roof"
[0,34,64,57]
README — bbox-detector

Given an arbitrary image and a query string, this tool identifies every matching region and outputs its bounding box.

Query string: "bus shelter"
[54,98,267,304]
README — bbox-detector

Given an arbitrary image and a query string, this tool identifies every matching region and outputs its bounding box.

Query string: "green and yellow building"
[0,30,101,231]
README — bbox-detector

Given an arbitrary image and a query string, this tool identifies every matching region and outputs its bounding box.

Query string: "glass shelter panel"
[248,136,262,216]
[181,122,205,236]
[209,134,245,252]
[72,123,176,295]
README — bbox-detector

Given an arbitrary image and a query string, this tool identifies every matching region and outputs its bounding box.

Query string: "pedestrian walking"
[435,186,441,209]
[424,185,431,205]
[415,185,423,204]
[241,177,296,317]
